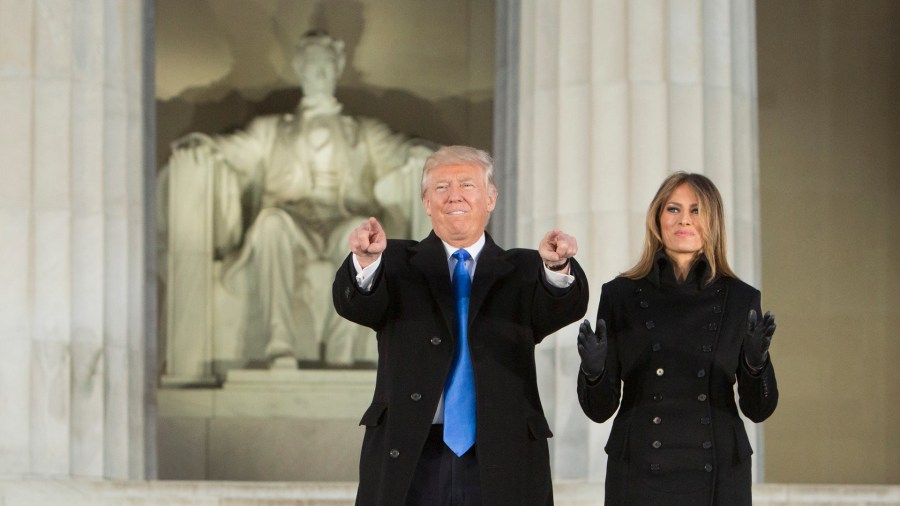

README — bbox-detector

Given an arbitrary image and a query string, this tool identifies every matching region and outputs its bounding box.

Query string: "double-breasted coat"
[334,232,589,505]
[577,254,778,506]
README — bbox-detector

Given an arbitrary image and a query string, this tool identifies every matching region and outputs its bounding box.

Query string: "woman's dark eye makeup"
[666,205,699,214]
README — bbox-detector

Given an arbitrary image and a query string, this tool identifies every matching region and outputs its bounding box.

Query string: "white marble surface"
[160,369,376,420]
[157,370,377,480]
[0,1,33,76]
[0,0,147,478]
[0,480,897,506]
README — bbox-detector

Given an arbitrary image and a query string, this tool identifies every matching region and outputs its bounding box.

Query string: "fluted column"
[0,0,150,479]
[516,0,761,481]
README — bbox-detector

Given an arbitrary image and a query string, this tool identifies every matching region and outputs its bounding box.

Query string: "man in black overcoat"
[333,145,589,505]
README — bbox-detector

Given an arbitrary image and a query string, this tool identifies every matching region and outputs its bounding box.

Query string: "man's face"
[422,163,497,248]
[295,46,338,98]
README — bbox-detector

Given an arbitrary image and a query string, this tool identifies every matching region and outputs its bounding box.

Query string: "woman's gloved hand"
[743,309,776,373]
[577,318,608,381]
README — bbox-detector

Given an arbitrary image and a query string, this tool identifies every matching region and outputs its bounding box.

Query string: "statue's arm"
[207,117,275,178]
[358,117,437,179]
[163,117,276,257]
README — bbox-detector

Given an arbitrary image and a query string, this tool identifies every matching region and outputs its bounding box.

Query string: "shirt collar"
[441,234,486,263]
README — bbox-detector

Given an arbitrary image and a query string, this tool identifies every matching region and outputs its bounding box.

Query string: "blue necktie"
[444,249,476,456]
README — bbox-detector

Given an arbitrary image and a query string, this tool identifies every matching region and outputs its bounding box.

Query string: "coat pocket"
[526,414,554,440]
[732,421,754,464]
[604,420,631,462]
[359,402,387,427]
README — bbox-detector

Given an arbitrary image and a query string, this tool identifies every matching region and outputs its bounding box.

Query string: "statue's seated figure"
[159,31,434,377]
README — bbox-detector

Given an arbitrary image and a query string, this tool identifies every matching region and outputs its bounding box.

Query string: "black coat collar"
[648,250,711,290]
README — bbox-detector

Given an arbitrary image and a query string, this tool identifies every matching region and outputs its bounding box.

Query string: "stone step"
[0,480,898,505]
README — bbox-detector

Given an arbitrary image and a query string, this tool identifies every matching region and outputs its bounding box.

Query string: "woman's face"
[659,183,704,258]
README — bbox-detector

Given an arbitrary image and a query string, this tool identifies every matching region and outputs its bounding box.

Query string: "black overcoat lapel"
[468,235,514,326]
[409,232,456,336]
[408,232,515,338]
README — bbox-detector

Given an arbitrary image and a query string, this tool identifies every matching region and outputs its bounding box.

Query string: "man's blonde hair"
[420,145,497,199]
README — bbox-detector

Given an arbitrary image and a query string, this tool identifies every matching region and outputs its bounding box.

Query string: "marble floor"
[0,480,898,505]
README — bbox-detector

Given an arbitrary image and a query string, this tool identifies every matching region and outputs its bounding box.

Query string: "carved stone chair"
[157,139,433,385]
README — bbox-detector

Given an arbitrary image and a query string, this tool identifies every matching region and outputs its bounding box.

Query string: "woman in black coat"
[576,172,778,505]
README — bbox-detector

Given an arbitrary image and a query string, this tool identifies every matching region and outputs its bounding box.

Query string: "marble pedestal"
[157,369,376,481]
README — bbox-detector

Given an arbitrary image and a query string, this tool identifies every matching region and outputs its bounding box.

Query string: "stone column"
[0,0,151,479]
[515,0,761,481]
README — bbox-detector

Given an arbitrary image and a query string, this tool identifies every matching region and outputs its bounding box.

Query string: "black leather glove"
[577,318,608,381]
[743,309,776,373]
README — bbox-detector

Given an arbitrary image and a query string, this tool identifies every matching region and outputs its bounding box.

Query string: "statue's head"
[292,30,346,98]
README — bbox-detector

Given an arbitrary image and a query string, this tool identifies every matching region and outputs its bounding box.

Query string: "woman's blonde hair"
[622,172,737,284]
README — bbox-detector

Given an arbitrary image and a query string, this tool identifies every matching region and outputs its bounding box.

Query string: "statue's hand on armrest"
[171,132,216,152]
[165,131,244,263]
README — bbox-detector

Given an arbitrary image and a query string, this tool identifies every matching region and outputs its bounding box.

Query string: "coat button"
[697,394,708,401]
[645,320,655,330]
[713,305,722,314]
[651,343,661,352]
[635,288,643,294]
[701,344,713,353]
[656,368,664,376]
[652,416,662,425]
[652,440,662,449]
[702,441,713,449]
[697,369,706,378]
[389,449,400,459]
[410,392,422,402]
[430,336,442,345]
[639,300,649,308]
[704,463,713,472]
[652,394,663,402]
[707,322,717,331]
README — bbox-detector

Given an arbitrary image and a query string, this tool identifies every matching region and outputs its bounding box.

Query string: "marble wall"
[158,370,373,481]
[757,0,900,484]
[0,0,150,479]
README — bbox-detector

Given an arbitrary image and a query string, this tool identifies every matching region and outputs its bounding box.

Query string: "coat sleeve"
[529,257,590,341]
[736,290,779,423]
[332,252,391,331]
[577,281,622,423]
